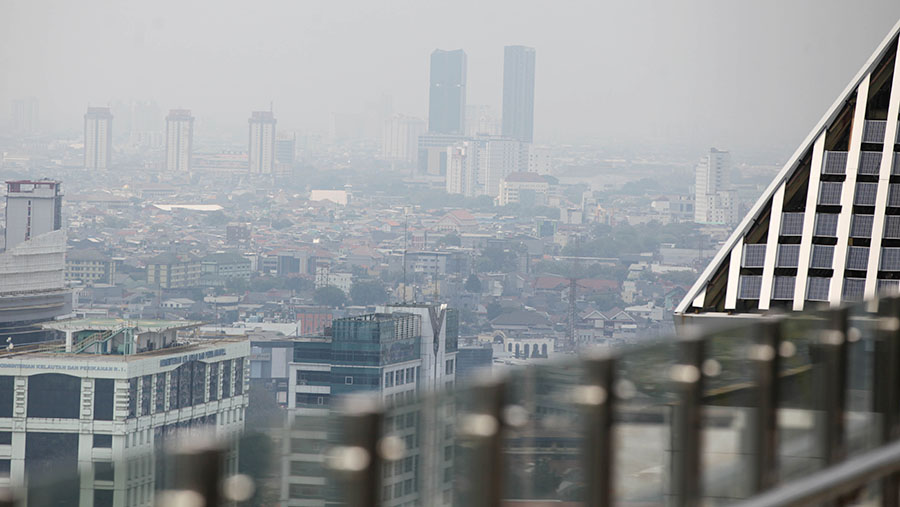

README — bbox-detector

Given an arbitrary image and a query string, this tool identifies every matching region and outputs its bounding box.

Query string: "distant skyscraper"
[694,148,738,225]
[165,109,194,172]
[428,49,467,135]
[249,111,276,174]
[83,107,112,170]
[275,132,296,165]
[5,180,62,251]
[10,98,38,135]
[501,45,536,143]
[383,114,426,164]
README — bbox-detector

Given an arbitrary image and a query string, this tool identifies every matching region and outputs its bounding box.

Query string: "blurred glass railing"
[16,296,900,506]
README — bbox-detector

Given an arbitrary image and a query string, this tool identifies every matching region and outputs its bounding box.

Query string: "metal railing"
[12,296,900,506]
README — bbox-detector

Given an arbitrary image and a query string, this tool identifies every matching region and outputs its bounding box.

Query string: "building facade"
[5,180,62,251]
[249,111,277,175]
[428,49,467,135]
[65,249,115,285]
[84,107,112,170]
[383,114,425,165]
[498,172,549,206]
[677,20,900,322]
[501,45,536,144]
[694,148,738,225]
[146,253,202,289]
[165,110,194,173]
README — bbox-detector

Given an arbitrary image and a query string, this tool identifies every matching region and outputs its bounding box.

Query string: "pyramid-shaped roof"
[677,19,900,318]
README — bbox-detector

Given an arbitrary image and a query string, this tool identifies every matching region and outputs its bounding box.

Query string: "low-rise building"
[65,248,116,284]
[497,171,549,206]
[201,252,252,280]
[146,253,201,289]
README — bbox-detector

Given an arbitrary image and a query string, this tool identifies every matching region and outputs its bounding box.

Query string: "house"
[433,209,478,234]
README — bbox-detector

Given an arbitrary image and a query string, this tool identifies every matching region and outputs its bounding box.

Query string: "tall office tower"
[83,107,113,170]
[676,21,900,321]
[383,114,426,164]
[428,49,467,134]
[287,305,458,505]
[5,180,62,250]
[694,148,738,225]
[248,111,276,174]
[165,109,194,172]
[10,97,38,135]
[275,132,296,165]
[501,45,536,143]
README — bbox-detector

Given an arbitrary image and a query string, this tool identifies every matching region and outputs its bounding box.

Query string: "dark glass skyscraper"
[428,49,467,134]
[501,45,536,143]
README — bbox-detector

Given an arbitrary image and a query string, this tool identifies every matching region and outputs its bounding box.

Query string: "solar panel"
[806,277,831,301]
[771,276,796,300]
[854,182,878,206]
[814,213,839,237]
[879,279,900,295]
[881,247,900,271]
[858,151,883,175]
[780,213,804,236]
[823,151,848,174]
[893,153,900,175]
[776,244,800,268]
[846,246,869,271]
[739,275,762,299]
[842,278,866,302]
[818,182,843,205]
[810,245,835,269]
[850,214,874,238]
[863,120,887,143]
[889,184,900,207]
[885,216,900,239]
[742,244,767,268]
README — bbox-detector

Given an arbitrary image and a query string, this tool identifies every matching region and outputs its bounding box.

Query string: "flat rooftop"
[41,318,202,333]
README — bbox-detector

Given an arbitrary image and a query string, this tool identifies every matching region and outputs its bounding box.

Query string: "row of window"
[385,367,417,388]
[821,150,900,176]
[745,243,900,270]
[817,181,900,207]
[739,275,900,301]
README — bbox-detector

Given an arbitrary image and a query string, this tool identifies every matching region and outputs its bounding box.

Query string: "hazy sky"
[3,0,900,157]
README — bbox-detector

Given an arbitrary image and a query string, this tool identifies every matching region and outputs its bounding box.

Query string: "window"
[385,371,394,388]
[738,275,762,299]
[885,216,900,239]
[814,213,839,237]
[345,376,353,385]
[881,248,900,271]
[863,120,887,143]
[29,374,81,419]
[806,277,831,301]
[859,151,883,175]
[823,151,848,174]
[889,184,900,207]
[879,279,900,295]
[851,215,874,238]
[94,462,115,482]
[846,246,869,271]
[781,213,804,236]
[893,153,900,175]
[742,244,766,268]
[810,245,835,269]
[854,182,878,206]
[843,278,866,301]
[772,276,796,300]
[93,434,112,448]
[818,182,843,205]
[776,244,800,268]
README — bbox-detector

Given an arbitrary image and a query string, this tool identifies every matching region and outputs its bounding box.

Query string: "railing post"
[328,396,384,507]
[671,336,704,507]
[457,376,506,507]
[750,319,781,493]
[877,296,900,507]
[822,306,849,466]
[580,353,615,507]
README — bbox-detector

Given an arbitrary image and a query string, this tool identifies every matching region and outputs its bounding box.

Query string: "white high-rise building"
[445,143,478,197]
[165,109,194,173]
[694,148,738,225]
[5,180,62,251]
[249,111,276,175]
[481,137,521,197]
[84,107,112,170]
[383,114,425,164]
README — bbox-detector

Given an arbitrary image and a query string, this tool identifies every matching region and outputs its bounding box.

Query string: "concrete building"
[497,171,549,206]
[275,132,296,165]
[501,45,536,143]
[4,180,62,251]
[383,114,425,165]
[10,98,38,136]
[677,20,900,323]
[481,137,522,197]
[65,249,116,284]
[0,318,250,505]
[428,49,467,135]
[146,253,201,289]
[165,110,194,173]
[417,133,467,175]
[200,252,252,281]
[249,111,276,175]
[694,148,738,225]
[445,143,477,197]
[84,107,112,170]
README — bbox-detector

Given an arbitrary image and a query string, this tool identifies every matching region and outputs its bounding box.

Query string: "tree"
[464,274,482,293]
[313,286,347,308]
[350,280,388,306]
